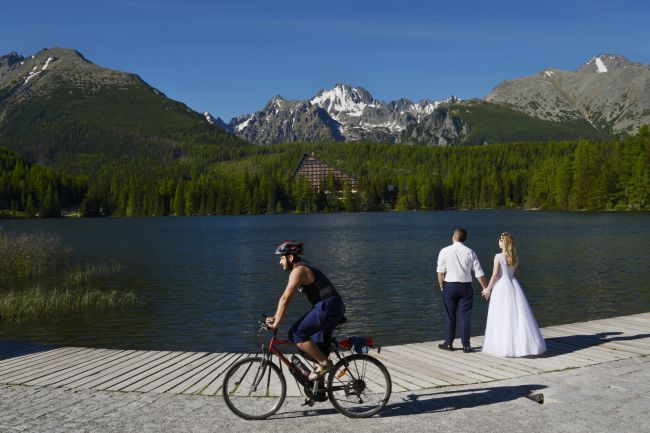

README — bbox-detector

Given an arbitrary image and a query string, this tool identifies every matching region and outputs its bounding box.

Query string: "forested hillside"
[2,127,647,217]
[0,148,85,217]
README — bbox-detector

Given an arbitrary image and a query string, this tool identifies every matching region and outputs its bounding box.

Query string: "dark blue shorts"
[289,296,345,344]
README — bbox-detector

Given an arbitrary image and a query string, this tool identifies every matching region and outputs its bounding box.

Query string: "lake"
[1,211,648,352]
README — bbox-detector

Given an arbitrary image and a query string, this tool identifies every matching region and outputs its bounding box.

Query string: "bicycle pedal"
[302,398,315,407]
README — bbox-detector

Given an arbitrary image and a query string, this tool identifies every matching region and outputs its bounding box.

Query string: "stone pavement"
[1,355,648,433]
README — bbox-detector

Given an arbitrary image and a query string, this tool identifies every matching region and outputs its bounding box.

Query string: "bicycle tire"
[327,354,392,418]
[222,356,286,420]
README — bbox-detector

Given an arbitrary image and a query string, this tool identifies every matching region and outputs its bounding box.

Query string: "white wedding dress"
[482,253,546,357]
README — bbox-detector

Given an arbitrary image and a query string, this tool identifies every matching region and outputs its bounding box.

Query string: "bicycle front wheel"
[222,356,286,420]
[327,354,392,418]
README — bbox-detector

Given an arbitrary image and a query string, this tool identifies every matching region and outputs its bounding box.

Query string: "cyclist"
[266,241,345,381]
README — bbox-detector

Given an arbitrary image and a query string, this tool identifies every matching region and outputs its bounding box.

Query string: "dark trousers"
[442,282,473,347]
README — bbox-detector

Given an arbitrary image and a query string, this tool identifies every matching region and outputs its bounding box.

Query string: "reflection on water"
[1,211,648,352]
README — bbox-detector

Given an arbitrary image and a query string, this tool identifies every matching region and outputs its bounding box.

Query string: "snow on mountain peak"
[235,115,252,132]
[42,56,54,71]
[579,54,632,73]
[310,84,374,118]
[204,112,216,124]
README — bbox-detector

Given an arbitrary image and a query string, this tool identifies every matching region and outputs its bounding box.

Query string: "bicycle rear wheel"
[222,356,286,420]
[327,354,392,418]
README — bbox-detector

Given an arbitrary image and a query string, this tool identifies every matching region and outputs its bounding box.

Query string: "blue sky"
[3,0,650,121]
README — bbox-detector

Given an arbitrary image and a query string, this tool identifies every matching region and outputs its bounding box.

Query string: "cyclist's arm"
[269,267,304,330]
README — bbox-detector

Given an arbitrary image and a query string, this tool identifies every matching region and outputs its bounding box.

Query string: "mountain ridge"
[486,54,650,133]
[0,47,246,175]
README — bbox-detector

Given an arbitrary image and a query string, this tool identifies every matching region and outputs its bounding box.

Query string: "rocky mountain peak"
[0,51,24,68]
[487,53,650,133]
[578,54,634,74]
[310,83,376,119]
[203,112,232,132]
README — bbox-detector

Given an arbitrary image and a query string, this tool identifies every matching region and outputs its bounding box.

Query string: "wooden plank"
[0,348,114,384]
[201,354,262,396]
[121,351,212,392]
[394,344,507,382]
[104,351,196,391]
[404,342,519,379]
[589,316,650,333]
[185,353,244,395]
[86,350,193,392]
[573,318,650,337]
[24,349,138,387]
[46,350,147,388]
[597,317,650,335]
[569,321,650,351]
[0,347,90,374]
[93,351,179,391]
[146,352,227,394]
[557,322,650,354]
[377,348,463,386]
[537,327,618,363]
[542,327,633,361]
[378,348,461,387]
[403,343,528,379]
[171,352,241,395]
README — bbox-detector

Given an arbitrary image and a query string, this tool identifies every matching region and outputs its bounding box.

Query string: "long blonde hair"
[500,232,517,266]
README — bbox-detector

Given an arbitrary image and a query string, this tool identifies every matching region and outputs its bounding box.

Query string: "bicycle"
[222,316,392,420]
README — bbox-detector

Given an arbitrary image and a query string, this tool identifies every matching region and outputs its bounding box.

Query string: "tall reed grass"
[0,228,143,323]
[0,230,70,278]
[0,286,143,323]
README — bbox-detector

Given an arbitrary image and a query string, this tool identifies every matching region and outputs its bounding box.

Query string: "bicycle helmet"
[274,241,304,257]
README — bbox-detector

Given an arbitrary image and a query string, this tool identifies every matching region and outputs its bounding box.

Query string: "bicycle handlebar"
[258,314,276,335]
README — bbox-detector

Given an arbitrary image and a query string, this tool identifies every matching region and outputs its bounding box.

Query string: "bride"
[481,232,546,357]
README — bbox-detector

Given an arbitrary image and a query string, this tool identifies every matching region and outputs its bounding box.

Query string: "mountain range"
[218,84,457,145]
[1,48,649,170]
[212,54,650,145]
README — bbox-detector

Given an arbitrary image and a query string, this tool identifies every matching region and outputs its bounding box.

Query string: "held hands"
[481,288,491,301]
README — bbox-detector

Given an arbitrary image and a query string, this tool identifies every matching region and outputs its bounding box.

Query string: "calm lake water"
[1,211,649,352]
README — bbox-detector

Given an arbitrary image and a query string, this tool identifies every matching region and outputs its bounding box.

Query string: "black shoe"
[438,343,453,351]
[462,346,473,353]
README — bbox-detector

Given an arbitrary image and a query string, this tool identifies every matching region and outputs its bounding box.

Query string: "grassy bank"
[0,229,143,323]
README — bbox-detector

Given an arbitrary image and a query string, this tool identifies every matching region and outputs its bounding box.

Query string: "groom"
[436,228,487,353]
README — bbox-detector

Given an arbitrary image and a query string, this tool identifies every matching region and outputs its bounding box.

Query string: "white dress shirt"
[436,241,484,282]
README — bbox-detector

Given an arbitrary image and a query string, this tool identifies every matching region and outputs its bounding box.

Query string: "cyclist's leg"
[292,296,345,365]
[289,307,328,364]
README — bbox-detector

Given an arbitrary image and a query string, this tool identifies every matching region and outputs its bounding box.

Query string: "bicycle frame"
[258,329,345,390]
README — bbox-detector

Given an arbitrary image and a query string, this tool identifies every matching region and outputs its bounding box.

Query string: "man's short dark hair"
[454,228,467,242]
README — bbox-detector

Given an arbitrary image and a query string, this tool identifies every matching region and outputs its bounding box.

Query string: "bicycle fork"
[245,350,272,393]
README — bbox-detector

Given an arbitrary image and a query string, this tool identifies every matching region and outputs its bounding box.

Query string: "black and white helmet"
[274,241,304,257]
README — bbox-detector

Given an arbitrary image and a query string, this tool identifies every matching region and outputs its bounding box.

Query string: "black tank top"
[294,260,338,306]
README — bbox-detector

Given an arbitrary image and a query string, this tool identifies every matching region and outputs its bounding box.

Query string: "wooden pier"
[1,312,649,397]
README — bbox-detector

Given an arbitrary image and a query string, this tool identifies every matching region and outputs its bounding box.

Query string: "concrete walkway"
[1,354,648,432]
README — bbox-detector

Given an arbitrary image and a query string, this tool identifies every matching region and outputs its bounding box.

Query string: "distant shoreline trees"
[1,126,648,217]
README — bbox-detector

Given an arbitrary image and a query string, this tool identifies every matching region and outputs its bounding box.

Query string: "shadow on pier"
[542,332,650,357]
